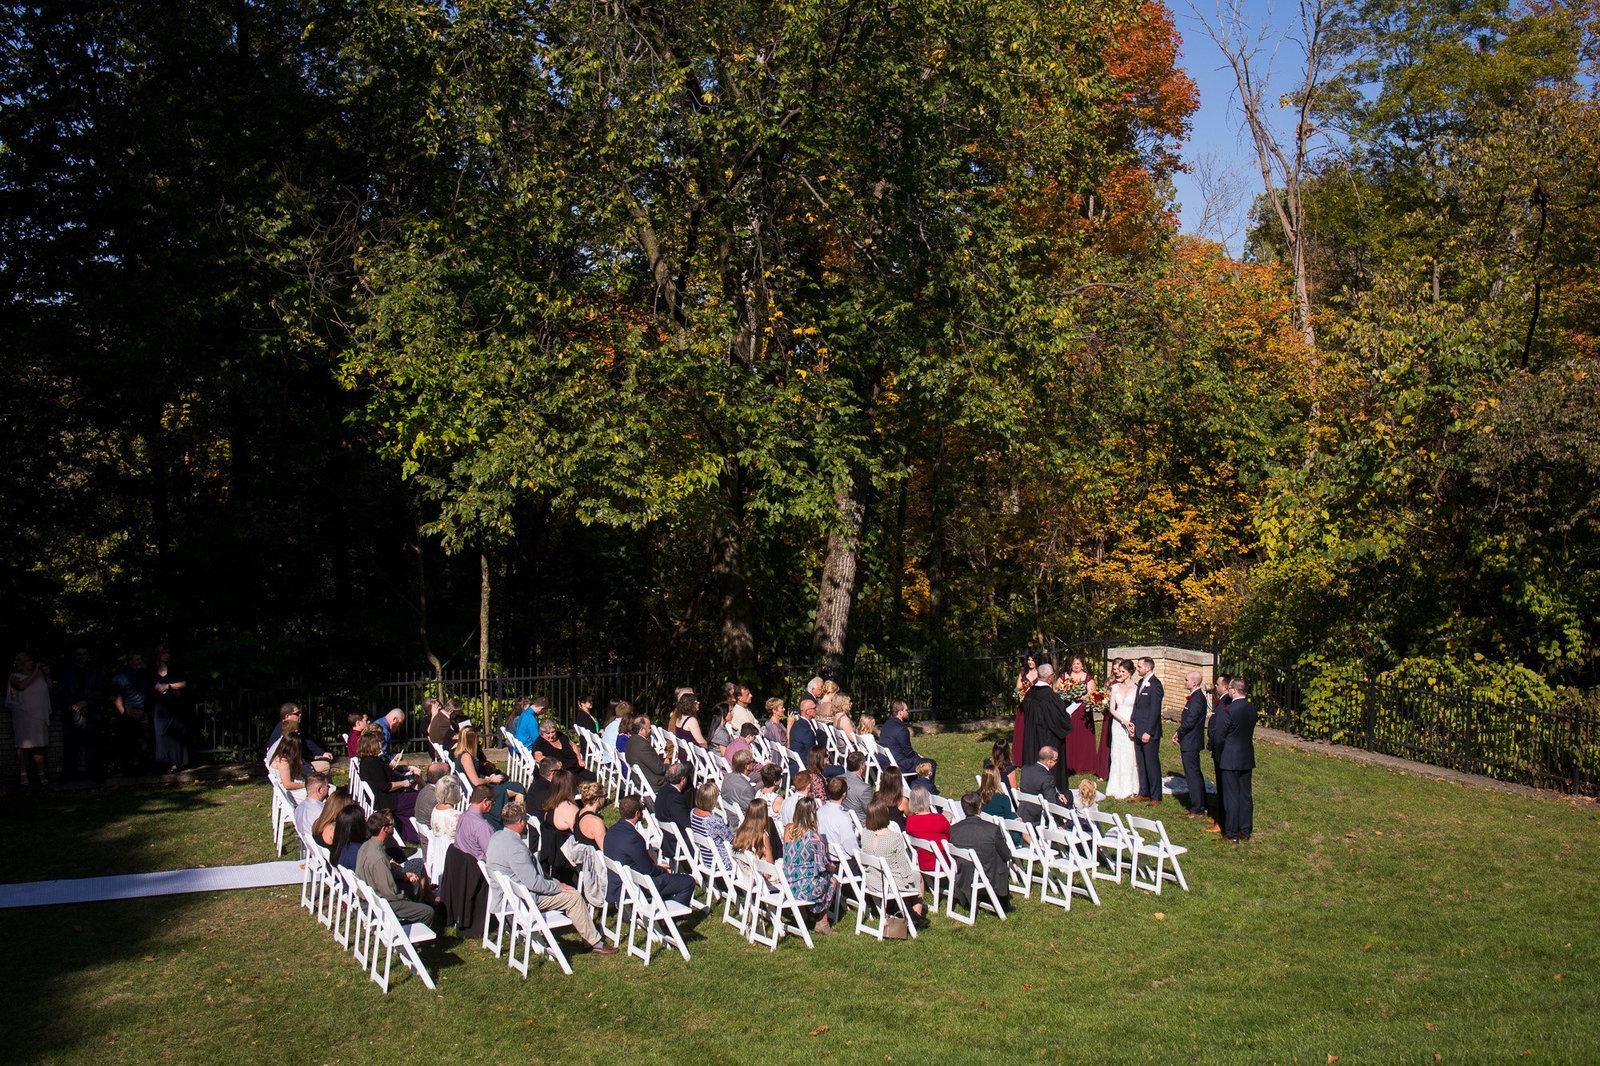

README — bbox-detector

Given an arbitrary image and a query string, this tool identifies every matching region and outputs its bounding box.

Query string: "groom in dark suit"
[1131,656,1165,804]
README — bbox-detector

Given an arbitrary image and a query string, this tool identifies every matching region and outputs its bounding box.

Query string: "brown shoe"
[814,916,838,936]
[1204,823,1223,833]
[590,941,619,955]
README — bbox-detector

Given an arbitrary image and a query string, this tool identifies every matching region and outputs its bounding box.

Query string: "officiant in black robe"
[1020,664,1075,792]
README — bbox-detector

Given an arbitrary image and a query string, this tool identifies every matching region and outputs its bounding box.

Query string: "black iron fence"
[10,638,1595,797]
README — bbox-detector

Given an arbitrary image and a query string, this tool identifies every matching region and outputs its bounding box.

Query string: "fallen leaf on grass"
[1554,974,1564,980]
[1426,1023,1437,1030]
[1153,913,1166,920]
[143,956,154,962]
[809,1026,829,1036]
[1328,1056,1339,1064]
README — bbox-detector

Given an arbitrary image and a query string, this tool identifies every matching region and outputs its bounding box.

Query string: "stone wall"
[1105,645,1215,721]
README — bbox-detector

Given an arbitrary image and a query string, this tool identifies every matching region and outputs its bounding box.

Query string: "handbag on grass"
[883,915,909,940]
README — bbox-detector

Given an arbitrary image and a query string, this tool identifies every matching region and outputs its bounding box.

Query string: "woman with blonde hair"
[855,713,877,738]
[782,797,838,934]
[573,780,609,851]
[832,694,857,743]
[731,798,778,863]
[452,725,525,827]
[816,679,840,720]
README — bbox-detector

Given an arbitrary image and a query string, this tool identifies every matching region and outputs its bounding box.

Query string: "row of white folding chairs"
[500,728,537,785]
[347,757,378,816]
[297,832,436,992]
[598,854,695,965]
[1005,789,1187,895]
[478,863,579,976]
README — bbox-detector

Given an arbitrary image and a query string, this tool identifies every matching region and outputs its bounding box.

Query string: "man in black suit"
[1172,670,1209,817]
[603,796,697,906]
[624,716,667,802]
[523,757,558,819]
[788,699,819,765]
[1019,664,1073,792]
[1218,677,1257,841]
[1131,656,1165,804]
[880,700,935,786]
[1016,746,1064,823]
[948,791,1012,910]
[1205,675,1232,833]
[654,762,693,838]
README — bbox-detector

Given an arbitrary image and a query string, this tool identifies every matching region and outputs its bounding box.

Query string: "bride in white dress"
[1104,658,1139,799]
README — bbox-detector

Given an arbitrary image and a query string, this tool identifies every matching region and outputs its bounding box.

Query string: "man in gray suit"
[486,801,617,954]
[841,752,873,818]
[721,749,757,811]
[948,791,1012,910]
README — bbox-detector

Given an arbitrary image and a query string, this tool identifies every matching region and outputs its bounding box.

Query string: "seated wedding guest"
[804,750,831,799]
[979,767,1018,824]
[346,712,369,758]
[624,716,667,799]
[270,733,308,804]
[523,756,559,817]
[856,713,877,738]
[842,752,873,818]
[538,770,581,881]
[982,738,1020,789]
[880,700,935,787]
[873,767,909,827]
[754,763,783,809]
[330,804,369,870]
[430,777,465,843]
[722,749,757,810]
[487,801,616,955]
[908,759,939,797]
[572,693,597,733]
[311,788,351,854]
[534,719,594,782]
[708,703,734,755]
[294,771,331,846]
[762,698,789,754]
[357,727,421,842]
[602,699,627,754]
[512,695,545,754]
[413,762,451,825]
[424,697,453,750]
[1017,745,1064,823]
[731,798,778,863]
[668,694,708,750]
[782,772,813,824]
[817,775,859,863]
[266,703,330,768]
[654,762,693,840]
[572,780,609,852]
[454,785,497,861]
[725,723,759,763]
[690,780,735,871]
[356,811,434,926]
[728,686,758,734]
[832,695,857,744]
[605,796,696,907]
[1072,775,1100,829]
[860,797,929,928]
[948,790,1012,911]
[905,786,952,877]
[452,725,525,828]
[782,797,838,934]
[376,708,406,756]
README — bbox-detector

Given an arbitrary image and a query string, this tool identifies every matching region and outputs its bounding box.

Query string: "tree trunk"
[708,519,755,672]
[811,478,867,662]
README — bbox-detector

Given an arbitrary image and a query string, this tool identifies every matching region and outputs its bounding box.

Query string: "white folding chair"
[1001,818,1048,899]
[1126,814,1189,894]
[739,856,818,950]
[619,866,694,964]
[1087,810,1135,883]
[944,841,1008,924]
[1039,825,1102,911]
[478,859,515,956]
[908,836,955,915]
[430,740,451,764]
[688,826,745,927]
[626,763,658,807]
[358,882,437,992]
[269,778,298,857]
[347,758,377,816]
[852,851,919,940]
[658,820,694,875]
[494,871,575,977]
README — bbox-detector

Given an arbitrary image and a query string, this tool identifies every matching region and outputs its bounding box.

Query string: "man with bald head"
[1173,670,1210,817]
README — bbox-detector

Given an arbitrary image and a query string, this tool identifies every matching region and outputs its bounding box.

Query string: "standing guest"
[781,797,838,934]
[357,727,422,842]
[534,718,593,782]
[356,811,436,928]
[512,695,547,754]
[110,651,153,774]
[841,752,873,818]
[905,786,952,878]
[1206,676,1234,833]
[721,749,757,811]
[689,781,736,871]
[1131,656,1165,805]
[294,771,331,845]
[948,790,1013,911]
[728,686,758,733]
[270,733,309,803]
[604,796,696,907]
[880,700,937,788]
[345,712,370,759]
[624,716,668,800]
[788,698,819,763]
[8,653,52,786]
[149,644,190,774]
[56,645,105,782]
[1017,746,1064,823]
[816,775,860,863]
[1172,670,1210,818]
[454,785,497,860]
[762,698,790,754]
[452,725,525,828]
[572,693,598,732]
[376,707,407,757]
[860,797,929,929]
[1218,678,1258,842]
[487,801,616,954]
[267,702,330,771]
[413,762,451,826]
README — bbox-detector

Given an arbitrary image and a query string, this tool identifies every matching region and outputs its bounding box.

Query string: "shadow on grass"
[0,782,247,1065]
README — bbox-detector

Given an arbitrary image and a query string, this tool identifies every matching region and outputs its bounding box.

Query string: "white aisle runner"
[0,860,304,909]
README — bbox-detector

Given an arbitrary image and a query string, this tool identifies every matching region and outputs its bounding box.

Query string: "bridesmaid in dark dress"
[151,645,190,773]
[1059,656,1109,778]
[1011,655,1038,766]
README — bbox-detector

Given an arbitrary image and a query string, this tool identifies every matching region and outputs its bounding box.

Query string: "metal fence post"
[1364,678,1378,752]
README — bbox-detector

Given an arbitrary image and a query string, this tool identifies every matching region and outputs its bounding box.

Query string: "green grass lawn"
[1,733,1596,1065]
